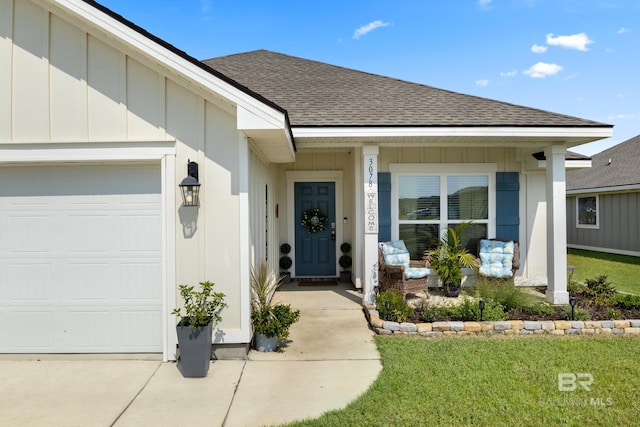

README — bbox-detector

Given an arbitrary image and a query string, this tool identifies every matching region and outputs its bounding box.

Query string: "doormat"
[298,280,338,287]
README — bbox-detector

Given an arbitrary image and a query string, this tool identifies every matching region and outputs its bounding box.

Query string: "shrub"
[562,305,590,321]
[453,297,506,321]
[340,242,351,253]
[376,290,414,323]
[172,281,227,328]
[615,293,640,310]
[420,300,451,322]
[605,308,622,320]
[280,243,291,254]
[421,297,506,322]
[279,256,292,270]
[582,275,617,306]
[339,255,352,269]
[476,278,535,312]
[251,304,300,339]
[527,302,555,317]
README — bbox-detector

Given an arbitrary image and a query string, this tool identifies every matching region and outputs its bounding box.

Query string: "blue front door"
[295,182,336,277]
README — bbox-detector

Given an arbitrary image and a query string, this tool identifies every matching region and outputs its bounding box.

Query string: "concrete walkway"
[0,282,382,427]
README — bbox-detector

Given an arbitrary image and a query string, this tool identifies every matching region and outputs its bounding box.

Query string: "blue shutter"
[496,172,520,242]
[378,172,391,242]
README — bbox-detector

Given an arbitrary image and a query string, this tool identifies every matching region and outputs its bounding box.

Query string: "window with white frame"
[577,195,598,229]
[393,166,493,260]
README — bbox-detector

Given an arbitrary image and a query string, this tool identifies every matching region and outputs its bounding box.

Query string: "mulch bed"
[404,291,640,323]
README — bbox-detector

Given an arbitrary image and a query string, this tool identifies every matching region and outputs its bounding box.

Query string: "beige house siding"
[1,0,251,351]
[274,147,548,283]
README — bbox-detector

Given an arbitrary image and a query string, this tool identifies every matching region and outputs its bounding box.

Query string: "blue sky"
[99,0,639,155]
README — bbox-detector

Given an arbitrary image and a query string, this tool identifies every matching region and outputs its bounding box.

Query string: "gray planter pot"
[176,321,213,377]
[254,333,278,352]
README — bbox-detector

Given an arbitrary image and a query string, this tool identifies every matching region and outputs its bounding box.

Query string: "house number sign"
[364,155,378,234]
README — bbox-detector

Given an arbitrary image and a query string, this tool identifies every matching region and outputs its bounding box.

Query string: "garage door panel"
[0,164,162,353]
[10,263,52,300]
[69,263,110,300]
[11,311,54,348]
[120,263,161,300]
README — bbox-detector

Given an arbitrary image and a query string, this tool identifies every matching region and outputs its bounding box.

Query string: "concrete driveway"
[0,283,382,427]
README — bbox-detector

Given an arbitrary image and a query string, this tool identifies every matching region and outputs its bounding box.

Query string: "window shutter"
[378,172,392,242]
[496,172,519,242]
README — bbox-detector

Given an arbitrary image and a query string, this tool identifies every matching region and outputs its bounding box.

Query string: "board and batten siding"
[567,192,640,257]
[1,0,250,345]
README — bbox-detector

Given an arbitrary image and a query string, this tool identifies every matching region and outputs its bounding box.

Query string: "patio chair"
[477,238,520,279]
[378,240,430,298]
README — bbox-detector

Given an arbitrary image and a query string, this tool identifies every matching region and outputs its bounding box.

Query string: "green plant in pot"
[425,223,478,297]
[250,262,300,352]
[172,281,227,377]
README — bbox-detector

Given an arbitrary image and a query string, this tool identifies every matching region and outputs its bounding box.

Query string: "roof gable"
[203,50,611,130]
[567,135,640,191]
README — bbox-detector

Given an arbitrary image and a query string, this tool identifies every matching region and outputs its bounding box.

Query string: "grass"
[286,336,640,427]
[568,249,640,295]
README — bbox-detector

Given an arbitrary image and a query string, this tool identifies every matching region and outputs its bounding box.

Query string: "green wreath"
[301,208,328,234]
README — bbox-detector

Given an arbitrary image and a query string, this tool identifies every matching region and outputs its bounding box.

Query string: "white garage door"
[0,163,163,353]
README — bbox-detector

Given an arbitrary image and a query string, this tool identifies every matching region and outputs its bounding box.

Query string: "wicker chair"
[477,238,520,279]
[378,240,430,298]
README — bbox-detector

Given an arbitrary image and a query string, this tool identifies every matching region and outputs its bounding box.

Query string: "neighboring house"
[0,0,613,360]
[567,135,640,257]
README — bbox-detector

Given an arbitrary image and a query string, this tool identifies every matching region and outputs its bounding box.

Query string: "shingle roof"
[203,50,611,129]
[567,135,640,191]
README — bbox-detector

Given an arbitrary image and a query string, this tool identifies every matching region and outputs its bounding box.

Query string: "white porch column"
[362,146,379,305]
[545,145,569,304]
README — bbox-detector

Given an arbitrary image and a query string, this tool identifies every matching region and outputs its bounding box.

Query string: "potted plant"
[425,223,478,297]
[339,242,352,283]
[172,281,227,377]
[279,243,292,283]
[250,262,300,352]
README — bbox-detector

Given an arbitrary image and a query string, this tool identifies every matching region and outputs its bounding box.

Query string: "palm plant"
[426,222,478,296]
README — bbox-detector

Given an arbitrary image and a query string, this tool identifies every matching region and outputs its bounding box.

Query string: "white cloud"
[545,33,593,51]
[531,44,548,53]
[478,0,492,7]
[617,27,630,34]
[500,70,518,77]
[606,114,637,120]
[353,20,390,39]
[200,0,212,13]
[523,62,563,78]
[475,79,489,87]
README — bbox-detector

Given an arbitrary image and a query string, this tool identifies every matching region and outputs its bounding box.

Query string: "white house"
[0,0,613,360]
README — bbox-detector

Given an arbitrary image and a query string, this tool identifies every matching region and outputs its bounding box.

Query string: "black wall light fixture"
[179,160,200,207]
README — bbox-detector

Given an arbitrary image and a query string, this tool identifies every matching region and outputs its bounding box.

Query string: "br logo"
[558,373,593,392]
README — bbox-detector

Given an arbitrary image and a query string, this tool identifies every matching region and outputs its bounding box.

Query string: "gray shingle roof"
[203,50,611,129]
[567,135,640,191]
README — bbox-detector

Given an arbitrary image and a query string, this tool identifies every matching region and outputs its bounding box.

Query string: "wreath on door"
[301,208,328,234]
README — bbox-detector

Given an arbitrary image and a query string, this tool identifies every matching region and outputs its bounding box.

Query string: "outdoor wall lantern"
[179,160,200,207]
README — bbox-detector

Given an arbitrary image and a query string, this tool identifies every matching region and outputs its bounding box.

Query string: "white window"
[577,195,599,229]
[391,164,496,259]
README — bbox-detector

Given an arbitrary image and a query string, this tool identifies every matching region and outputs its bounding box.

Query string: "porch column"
[362,146,379,305]
[545,145,569,304]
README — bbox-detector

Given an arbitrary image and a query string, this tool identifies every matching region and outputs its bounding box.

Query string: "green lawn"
[568,249,640,295]
[286,336,640,427]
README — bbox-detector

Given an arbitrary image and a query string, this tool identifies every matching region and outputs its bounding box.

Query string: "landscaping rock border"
[364,305,640,337]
